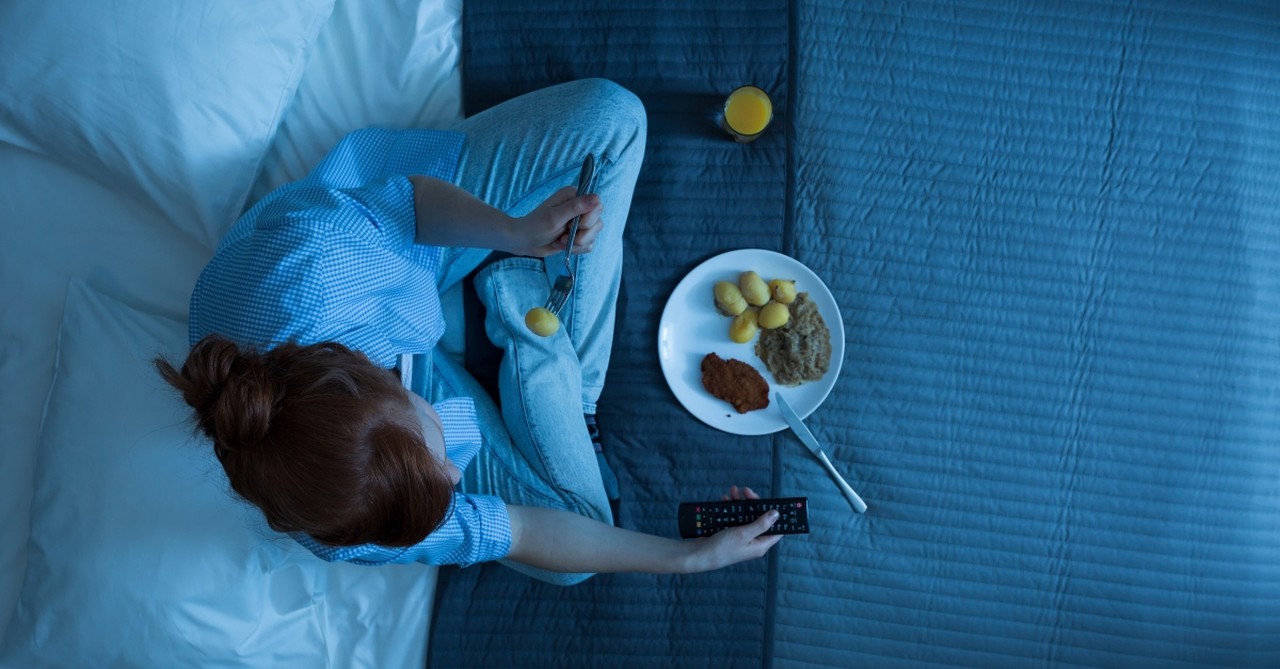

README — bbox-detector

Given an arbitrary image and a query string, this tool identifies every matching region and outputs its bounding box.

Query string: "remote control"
[677,497,810,539]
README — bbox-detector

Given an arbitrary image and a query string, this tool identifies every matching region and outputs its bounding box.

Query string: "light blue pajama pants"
[409,78,647,585]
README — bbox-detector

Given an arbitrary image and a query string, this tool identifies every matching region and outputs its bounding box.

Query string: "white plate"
[657,249,845,435]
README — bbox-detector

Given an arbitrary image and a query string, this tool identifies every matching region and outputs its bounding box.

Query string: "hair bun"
[157,334,283,451]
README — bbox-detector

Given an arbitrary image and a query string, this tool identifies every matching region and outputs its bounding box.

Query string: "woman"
[157,79,781,585]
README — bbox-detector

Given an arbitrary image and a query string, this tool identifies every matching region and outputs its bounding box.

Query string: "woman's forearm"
[409,175,517,250]
[506,505,697,574]
[504,504,780,576]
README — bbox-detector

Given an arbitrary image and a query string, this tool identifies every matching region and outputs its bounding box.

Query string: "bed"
[3,0,1279,667]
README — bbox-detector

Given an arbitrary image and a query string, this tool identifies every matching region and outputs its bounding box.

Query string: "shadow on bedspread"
[430,2,1280,667]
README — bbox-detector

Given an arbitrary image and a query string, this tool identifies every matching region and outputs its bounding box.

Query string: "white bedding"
[0,0,463,664]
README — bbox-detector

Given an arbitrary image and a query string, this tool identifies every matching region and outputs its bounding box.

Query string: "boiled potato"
[714,280,748,316]
[739,271,770,306]
[769,278,797,304]
[729,311,759,343]
[758,301,790,329]
[525,307,560,337]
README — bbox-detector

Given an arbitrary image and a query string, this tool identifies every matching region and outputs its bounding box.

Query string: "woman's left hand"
[410,177,604,258]
[507,185,604,257]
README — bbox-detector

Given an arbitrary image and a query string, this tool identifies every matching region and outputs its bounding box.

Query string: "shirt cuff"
[452,493,514,566]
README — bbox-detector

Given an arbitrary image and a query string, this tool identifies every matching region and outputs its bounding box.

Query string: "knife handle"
[815,450,868,513]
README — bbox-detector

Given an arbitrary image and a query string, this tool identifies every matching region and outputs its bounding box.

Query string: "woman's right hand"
[682,485,783,572]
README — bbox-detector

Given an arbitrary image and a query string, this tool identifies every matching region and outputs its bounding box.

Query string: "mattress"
[432,1,1280,667]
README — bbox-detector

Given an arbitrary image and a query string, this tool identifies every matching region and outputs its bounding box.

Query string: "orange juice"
[722,86,773,142]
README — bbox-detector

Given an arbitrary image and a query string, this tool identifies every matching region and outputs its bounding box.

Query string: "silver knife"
[775,392,868,513]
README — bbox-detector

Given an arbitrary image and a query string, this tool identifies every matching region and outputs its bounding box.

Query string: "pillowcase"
[0,145,212,636]
[249,0,465,201]
[0,0,335,250]
[0,280,433,668]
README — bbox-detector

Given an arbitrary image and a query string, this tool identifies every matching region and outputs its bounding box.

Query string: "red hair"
[155,334,454,547]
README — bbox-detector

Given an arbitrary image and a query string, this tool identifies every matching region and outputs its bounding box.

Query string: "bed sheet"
[431,1,1280,667]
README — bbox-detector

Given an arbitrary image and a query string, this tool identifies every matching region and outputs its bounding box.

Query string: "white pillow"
[0,0,336,250]
[0,145,212,636]
[249,0,465,200]
[0,280,433,668]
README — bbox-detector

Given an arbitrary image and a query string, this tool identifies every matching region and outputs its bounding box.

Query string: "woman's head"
[155,334,455,547]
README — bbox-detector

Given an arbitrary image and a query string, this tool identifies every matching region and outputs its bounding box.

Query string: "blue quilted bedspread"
[432,2,1280,667]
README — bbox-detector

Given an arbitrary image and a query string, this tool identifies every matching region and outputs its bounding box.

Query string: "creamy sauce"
[754,293,832,385]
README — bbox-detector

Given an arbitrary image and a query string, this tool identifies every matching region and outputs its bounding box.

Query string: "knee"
[568,78,647,156]
[584,79,646,131]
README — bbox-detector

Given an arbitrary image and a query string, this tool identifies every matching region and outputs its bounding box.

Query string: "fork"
[544,153,598,315]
